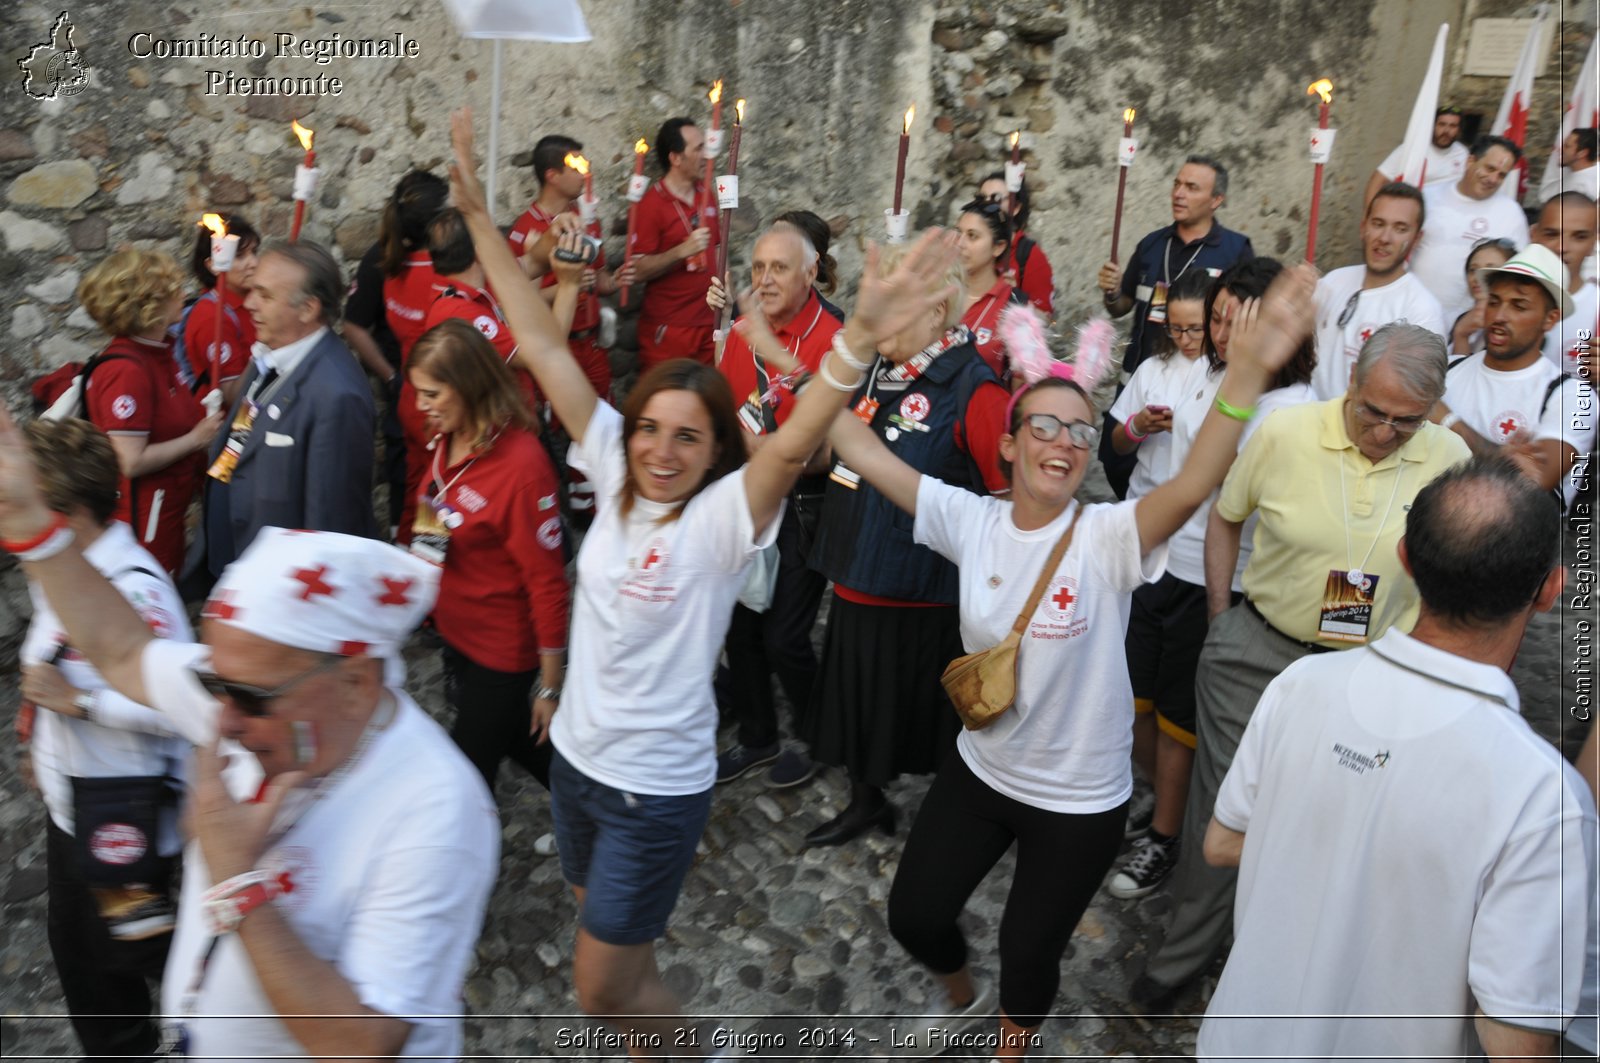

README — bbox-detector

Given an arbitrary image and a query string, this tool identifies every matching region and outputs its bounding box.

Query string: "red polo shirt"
[507,201,608,334]
[720,291,842,433]
[629,181,720,328]
[426,427,569,672]
[383,251,441,363]
[183,285,256,386]
[421,278,535,409]
[1001,235,1056,317]
[83,335,205,574]
[962,279,1018,379]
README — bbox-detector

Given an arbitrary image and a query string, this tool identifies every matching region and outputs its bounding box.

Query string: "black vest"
[810,340,998,603]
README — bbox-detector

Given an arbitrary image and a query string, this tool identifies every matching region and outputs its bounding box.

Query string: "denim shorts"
[549,747,712,946]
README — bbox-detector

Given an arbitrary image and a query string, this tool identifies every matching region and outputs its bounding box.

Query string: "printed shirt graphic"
[914,479,1166,814]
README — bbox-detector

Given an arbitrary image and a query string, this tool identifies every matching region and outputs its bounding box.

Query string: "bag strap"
[1008,505,1083,637]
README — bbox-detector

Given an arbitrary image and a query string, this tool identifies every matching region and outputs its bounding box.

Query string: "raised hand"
[449,108,488,221]
[1225,262,1317,379]
[849,228,961,346]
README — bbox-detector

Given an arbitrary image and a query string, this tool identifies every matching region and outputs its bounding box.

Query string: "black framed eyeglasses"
[1166,324,1206,339]
[1025,413,1100,448]
[197,656,343,717]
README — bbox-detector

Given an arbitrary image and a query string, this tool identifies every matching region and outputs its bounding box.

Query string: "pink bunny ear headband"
[1000,303,1117,427]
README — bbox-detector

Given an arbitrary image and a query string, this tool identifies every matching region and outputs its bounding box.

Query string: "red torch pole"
[1110,109,1136,263]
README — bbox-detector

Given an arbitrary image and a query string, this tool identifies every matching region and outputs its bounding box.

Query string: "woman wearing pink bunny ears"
[823,267,1318,1057]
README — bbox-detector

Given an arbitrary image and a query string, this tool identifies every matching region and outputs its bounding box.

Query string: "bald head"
[1403,457,1560,629]
[1533,192,1598,284]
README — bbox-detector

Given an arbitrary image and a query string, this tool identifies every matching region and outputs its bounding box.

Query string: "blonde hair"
[78,249,184,337]
[406,319,536,448]
[875,245,965,329]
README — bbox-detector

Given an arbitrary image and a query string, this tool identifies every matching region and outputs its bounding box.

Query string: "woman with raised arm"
[825,265,1315,1057]
[448,108,958,1056]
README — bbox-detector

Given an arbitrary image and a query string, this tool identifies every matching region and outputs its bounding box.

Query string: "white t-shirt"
[144,641,499,1063]
[1163,357,1224,585]
[1199,630,1594,1060]
[914,479,1166,814]
[1109,352,1204,499]
[1544,280,1599,372]
[1537,161,1600,207]
[552,401,778,796]
[1311,266,1447,400]
[1443,352,1592,455]
[21,521,191,849]
[1411,183,1532,317]
[1534,366,1600,508]
[1376,139,1469,188]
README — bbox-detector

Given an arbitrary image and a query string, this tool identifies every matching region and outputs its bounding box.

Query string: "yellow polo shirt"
[1217,397,1470,647]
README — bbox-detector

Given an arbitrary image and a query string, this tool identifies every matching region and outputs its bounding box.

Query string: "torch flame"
[200,213,228,238]
[291,118,315,151]
[1307,78,1334,105]
[565,153,590,176]
[709,79,723,105]
[735,98,746,123]
[1124,107,1137,124]
[635,138,650,155]
[903,104,916,134]
[1010,131,1019,148]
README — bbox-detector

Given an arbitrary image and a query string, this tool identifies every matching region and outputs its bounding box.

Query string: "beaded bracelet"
[1214,395,1257,422]
[830,330,873,373]
[820,359,863,392]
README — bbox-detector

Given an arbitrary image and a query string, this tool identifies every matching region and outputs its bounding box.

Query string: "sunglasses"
[197,656,343,717]
[1025,412,1100,448]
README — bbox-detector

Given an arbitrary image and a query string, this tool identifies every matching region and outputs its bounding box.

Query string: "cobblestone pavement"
[1,475,1585,1060]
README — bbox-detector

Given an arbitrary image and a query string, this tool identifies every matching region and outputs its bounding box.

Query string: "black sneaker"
[1108,833,1180,899]
[764,748,817,789]
[716,742,780,783]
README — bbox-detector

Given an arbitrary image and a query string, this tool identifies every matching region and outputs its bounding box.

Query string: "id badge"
[852,396,880,424]
[1146,280,1169,325]
[1319,569,1380,643]
[206,403,257,484]
[737,397,765,436]
[409,491,457,566]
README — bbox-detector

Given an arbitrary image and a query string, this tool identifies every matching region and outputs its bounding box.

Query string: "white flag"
[1395,24,1450,188]
[1537,35,1598,203]
[1490,8,1548,199]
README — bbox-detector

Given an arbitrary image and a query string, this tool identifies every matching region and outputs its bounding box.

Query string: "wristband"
[1438,411,1461,431]
[202,870,292,935]
[73,690,98,724]
[830,330,873,373]
[1214,395,1256,423]
[535,685,562,704]
[1123,420,1149,443]
[820,359,863,392]
[3,514,74,562]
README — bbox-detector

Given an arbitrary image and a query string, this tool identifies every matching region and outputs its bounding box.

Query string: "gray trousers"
[1143,600,1320,989]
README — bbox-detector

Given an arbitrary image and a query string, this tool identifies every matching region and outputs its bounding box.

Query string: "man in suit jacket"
[204,241,376,576]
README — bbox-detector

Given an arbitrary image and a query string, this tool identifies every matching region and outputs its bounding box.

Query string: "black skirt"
[798,592,963,786]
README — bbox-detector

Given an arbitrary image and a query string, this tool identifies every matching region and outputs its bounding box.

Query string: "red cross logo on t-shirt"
[376,576,413,607]
[1052,585,1076,611]
[1359,326,1374,343]
[291,565,335,602]
[642,547,663,570]
[1499,416,1519,437]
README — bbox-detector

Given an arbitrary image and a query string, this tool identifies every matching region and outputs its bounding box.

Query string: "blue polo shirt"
[1118,220,1254,373]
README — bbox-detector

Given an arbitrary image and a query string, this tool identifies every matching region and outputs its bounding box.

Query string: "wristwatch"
[73,690,97,724]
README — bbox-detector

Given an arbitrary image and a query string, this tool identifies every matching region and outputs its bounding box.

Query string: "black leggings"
[443,642,552,796]
[887,750,1127,1029]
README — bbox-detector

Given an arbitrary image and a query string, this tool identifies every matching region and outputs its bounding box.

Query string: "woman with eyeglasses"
[800,247,1013,848]
[1448,237,1517,358]
[956,199,1027,381]
[1106,270,1213,501]
[1108,257,1318,904]
[825,264,1316,1056]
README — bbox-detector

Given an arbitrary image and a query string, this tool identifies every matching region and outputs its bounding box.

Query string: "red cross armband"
[201,869,294,935]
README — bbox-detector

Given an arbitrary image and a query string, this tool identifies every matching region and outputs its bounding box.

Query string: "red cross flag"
[1537,35,1598,203]
[1490,8,1549,200]
[1394,24,1451,188]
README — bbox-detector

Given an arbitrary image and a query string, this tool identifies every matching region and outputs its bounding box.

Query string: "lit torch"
[1110,108,1137,263]
[715,99,746,327]
[1306,79,1335,264]
[888,104,914,243]
[1006,131,1024,220]
[565,152,599,235]
[289,119,317,242]
[199,213,237,407]
[622,138,649,309]
[693,79,725,273]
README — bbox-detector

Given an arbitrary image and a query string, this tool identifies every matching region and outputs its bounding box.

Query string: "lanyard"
[1337,448,1405,586]
[754,301,827,419]
[661,183,700,238]
[1162,233,1207,287]
[1366,639,1515,709]
[428,430,498,508]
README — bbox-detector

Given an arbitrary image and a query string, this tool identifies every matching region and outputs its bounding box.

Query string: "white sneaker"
[895,981,997,1057]
[533,832,557,857]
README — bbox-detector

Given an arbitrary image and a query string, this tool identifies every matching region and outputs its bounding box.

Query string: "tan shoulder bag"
[940,508,1082,731]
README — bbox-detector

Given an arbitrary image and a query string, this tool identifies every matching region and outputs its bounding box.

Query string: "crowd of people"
[5,86,1598,1061]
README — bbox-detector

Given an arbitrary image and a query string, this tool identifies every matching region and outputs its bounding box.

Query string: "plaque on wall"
[1464,18,1556,78]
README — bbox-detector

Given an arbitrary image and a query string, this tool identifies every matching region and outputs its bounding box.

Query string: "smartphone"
[1145,404,1171,415]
